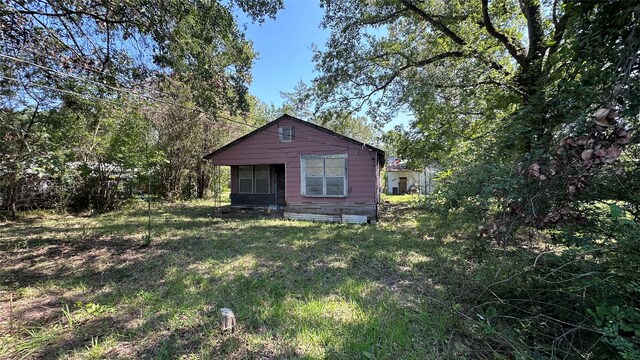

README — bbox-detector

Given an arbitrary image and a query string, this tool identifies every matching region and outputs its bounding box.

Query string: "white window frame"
[238,165,270,194]
[300,154,348,197]
[279,126,293,142]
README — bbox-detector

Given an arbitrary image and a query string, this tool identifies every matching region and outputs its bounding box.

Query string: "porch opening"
[229,164,285,209]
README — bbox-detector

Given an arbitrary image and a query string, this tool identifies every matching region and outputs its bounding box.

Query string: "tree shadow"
[0,201,508,359]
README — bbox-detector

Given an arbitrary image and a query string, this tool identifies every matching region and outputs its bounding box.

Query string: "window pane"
[239,179,253,193]
[306,177,323,186]
[326,158,344,176]
[305,176,323,195]
[305,158,323,168]
[279,126,292,141]
[255,165,270,179]
[239,165,252,179]
[306,185,323,195]
[326,166,344,176]
[304,158,324,177]
[255,179,269,194]
[325,158,344,168]
[326,177,345,195]
[326,177,344,186]
[305,167,324,176]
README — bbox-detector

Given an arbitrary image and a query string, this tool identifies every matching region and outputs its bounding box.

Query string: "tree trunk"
[196,158,210,199]
[6,170,18,218]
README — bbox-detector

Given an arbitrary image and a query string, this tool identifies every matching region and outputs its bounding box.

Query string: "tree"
[313,0,559,139]
[0,0,282,110]
[313,108,379,145]
[247,95,282,127]
[145,78,244,201]
[313,0,639,226]
[0,0,285,214]
[313,1,640,356]
[280,80,314,120]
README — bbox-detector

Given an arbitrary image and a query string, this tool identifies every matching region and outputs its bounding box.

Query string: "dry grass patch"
[1,199,488,359]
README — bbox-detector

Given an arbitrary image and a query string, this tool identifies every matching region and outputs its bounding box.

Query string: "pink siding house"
[203,114,385,222]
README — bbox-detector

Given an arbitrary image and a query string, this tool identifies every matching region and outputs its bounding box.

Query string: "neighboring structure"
[386,158,437,195]
[204,114,385,222]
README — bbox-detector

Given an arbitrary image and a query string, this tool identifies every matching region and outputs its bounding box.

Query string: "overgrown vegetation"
[0,0,284,215]
[309,0,640,357]
[0,198,490,359]
[2,0,639,358]
[4,197,633,358]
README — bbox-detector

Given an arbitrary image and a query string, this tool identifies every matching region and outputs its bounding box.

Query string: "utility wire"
[0,53,380,152]
[1,74,125,107]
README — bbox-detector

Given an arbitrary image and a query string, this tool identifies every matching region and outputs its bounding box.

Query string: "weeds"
[61,304,73,329]
[0,198,527,359]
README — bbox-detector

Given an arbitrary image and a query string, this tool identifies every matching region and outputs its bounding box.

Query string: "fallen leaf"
[594,108,610,120]
[581,149,594,161]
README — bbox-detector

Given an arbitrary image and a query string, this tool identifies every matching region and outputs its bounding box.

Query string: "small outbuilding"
[204,114,385,222]
[386,158,437,195]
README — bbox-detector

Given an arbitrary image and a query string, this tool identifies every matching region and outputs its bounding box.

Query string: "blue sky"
[237,1,410,130]
[240,1,327,107]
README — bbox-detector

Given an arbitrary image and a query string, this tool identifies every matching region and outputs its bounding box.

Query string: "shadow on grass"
[0,202,501,359]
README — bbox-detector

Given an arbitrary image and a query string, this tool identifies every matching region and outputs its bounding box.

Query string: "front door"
[399,177,408,194]
[274,164,286,206]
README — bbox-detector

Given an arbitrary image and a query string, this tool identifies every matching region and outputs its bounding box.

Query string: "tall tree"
[313,0,558,140]
[0,0,283,111]
[313,0,639,224]
[314,2,640,356]
[0,0,284,214]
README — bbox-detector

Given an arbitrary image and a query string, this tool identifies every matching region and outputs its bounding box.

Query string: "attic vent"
[279,126,293,142]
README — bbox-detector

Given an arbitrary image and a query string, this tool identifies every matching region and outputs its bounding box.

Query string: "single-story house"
[386,158,437,195]
[203,114,385,222]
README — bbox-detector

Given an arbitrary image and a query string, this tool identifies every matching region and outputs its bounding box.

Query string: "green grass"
[380,193,422,205]
[0,199,491,359]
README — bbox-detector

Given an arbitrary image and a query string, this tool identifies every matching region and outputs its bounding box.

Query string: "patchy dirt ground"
[0,199,487,359]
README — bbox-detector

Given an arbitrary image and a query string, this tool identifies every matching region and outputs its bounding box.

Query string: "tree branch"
[408,51,464,68]
[13,7,132,25]
[401,1,511,78]
[360,8,409,27]
[481,0,526,66]
[432,79,525,96]
[548,11,570,60]
[400,0,466,46]
[346,51,466,112]
[520,0,546,62]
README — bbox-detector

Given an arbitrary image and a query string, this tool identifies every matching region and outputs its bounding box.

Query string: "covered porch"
[228,164,286,209]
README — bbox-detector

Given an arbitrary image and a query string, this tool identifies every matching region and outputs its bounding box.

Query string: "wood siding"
[210,117,380,207]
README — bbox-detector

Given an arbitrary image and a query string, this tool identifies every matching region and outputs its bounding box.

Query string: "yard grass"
[380,193,422,205]
[0,199,493,359]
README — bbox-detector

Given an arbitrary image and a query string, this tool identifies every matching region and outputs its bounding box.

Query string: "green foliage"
[313,0,639,358]
[588,304,640,337]
[1,0,284,214]
[279,80,382,145]
[1,199,475,359]
[61,304,73,328]
[1,0,283,112]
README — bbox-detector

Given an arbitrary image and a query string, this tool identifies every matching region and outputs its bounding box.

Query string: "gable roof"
[387,157,413,172]
[203,114,385,164]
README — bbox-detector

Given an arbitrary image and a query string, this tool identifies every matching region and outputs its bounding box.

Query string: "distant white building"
[386,158,437,195]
